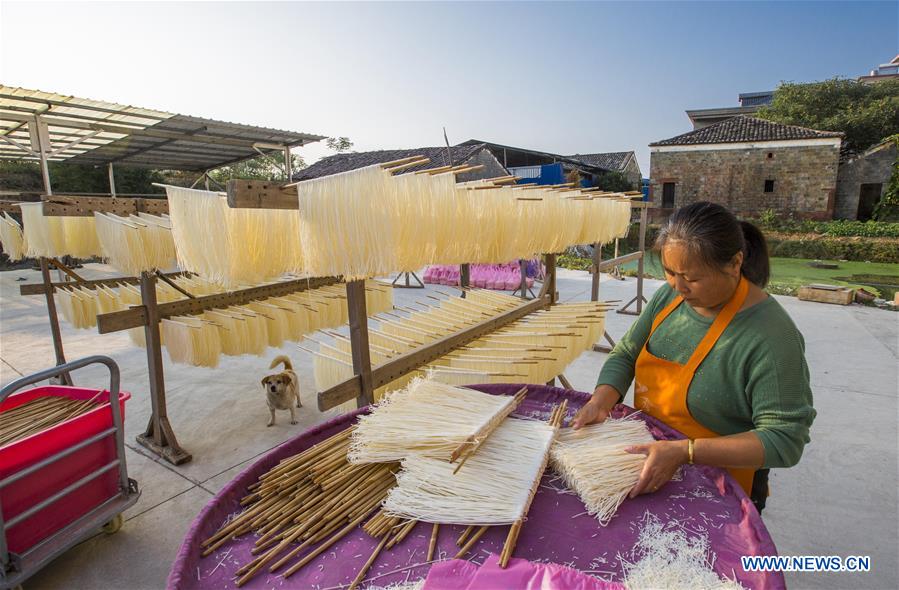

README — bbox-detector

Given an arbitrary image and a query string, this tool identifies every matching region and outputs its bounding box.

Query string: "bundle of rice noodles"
[383,417,556,525]
[160,316,223,368]
[61,215,101,259]
[19,202,101,259]
[94,212,176,274]
[165,185,303,286]
[295,165,397,280]
[19,202,65,258]
[0,213,26,261]
[576,197,632,246]
[348,378,517,463]
[550,416,654,525]
[55,286,99,329]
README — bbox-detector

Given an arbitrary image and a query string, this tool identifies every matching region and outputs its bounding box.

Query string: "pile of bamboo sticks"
[0,394,102,447]
[200,429,399,586]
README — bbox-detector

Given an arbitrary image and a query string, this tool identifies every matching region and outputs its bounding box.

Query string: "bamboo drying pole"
[498,399,568,568]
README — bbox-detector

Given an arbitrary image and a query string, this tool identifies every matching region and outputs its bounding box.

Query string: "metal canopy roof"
[0,86,325,171]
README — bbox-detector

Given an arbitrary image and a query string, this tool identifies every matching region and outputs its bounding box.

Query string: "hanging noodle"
[165,185,303,286]
[0,213,26,261]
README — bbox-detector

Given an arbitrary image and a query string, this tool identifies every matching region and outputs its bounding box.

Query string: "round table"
[167,384,784,590]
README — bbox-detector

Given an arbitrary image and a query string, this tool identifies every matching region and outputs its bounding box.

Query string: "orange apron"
[634,277,756,495]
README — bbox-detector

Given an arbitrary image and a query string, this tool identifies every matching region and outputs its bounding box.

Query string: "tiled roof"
[293,144,488,181]
[649,115,843,147]
[566,151,633,171]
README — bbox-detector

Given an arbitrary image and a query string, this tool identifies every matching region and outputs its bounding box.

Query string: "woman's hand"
[571,385,620,429]
[626,440,689,497]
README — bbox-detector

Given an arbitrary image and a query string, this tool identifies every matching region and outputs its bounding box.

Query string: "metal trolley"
[0,356,140,589]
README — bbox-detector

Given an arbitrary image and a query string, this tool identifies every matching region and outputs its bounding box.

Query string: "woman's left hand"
[626,440,688,498]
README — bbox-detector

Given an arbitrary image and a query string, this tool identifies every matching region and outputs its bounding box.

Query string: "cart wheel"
[101,514,124,534]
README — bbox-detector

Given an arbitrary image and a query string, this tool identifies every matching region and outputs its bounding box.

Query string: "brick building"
[648,116,843,220]
[835,139,897,220]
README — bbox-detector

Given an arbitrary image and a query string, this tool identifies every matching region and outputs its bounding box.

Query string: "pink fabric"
[422,559,479,590]
[423,553,625,590]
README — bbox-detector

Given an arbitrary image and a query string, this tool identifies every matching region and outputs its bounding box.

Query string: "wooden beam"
[96,276,341,333]
[39,257,73,386]
[20,271,190,296]
[598,251,642,272]
[346,280,374,407]
[46,257,86,283]
[41,195,169,217]
[226,179,297,209]
[318,296,549,411]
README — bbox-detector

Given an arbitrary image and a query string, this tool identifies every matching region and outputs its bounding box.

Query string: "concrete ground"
[0,264,896,590]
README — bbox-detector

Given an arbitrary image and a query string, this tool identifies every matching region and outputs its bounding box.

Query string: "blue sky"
[1,1,896,174]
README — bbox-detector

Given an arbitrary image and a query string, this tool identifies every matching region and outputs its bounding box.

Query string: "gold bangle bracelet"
[688,438,695,465]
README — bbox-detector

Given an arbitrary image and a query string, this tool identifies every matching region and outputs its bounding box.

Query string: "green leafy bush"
[767,237,899,263]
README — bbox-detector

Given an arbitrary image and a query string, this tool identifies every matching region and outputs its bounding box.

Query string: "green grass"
[618,252,899,299]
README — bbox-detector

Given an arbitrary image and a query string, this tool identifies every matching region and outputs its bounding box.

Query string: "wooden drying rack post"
[592,199,653,353]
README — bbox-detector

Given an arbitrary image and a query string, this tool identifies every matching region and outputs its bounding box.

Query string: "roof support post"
[108,162,117,197]
[31,114,52,195]
[283,145,292,181]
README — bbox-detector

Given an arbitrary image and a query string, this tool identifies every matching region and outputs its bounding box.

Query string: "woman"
[573,201,815,513]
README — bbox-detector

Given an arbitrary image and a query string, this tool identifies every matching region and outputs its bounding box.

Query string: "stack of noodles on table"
[551,416,655,525]
[18,202,101,259]
[348,378,524,464]
[293,165,633,280]
[306,289,607,402]
[0,212,26,261]
[53,275,392,368]
[164,185,304,287]
[369,388,566,569]
[93,211,177,275]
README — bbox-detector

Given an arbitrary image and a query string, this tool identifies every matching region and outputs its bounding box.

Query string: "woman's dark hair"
[654,201,770,287]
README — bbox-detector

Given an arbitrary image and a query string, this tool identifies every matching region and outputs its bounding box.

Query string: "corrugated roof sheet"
[0,85,325,170]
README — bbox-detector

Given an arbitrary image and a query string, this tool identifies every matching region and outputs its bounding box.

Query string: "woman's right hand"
[571,385,620,429]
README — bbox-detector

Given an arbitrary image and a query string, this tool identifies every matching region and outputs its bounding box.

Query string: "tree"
[757,78,899,153]
[208,151,307,183]
[0,160,165,193]
[594,170,634,192]
[325,136,354,153]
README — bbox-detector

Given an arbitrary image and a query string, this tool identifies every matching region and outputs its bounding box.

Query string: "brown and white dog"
[261,355,302,426]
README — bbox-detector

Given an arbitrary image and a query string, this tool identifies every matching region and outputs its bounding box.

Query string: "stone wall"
[621,156,643,189]
[457,148,509,182]
[834,142,896,220]
[648,143,841,220]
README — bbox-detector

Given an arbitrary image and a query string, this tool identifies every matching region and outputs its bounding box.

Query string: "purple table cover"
[167,384,784,590]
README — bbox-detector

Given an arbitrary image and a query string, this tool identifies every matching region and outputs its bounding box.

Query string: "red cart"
[0,356,140,589]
